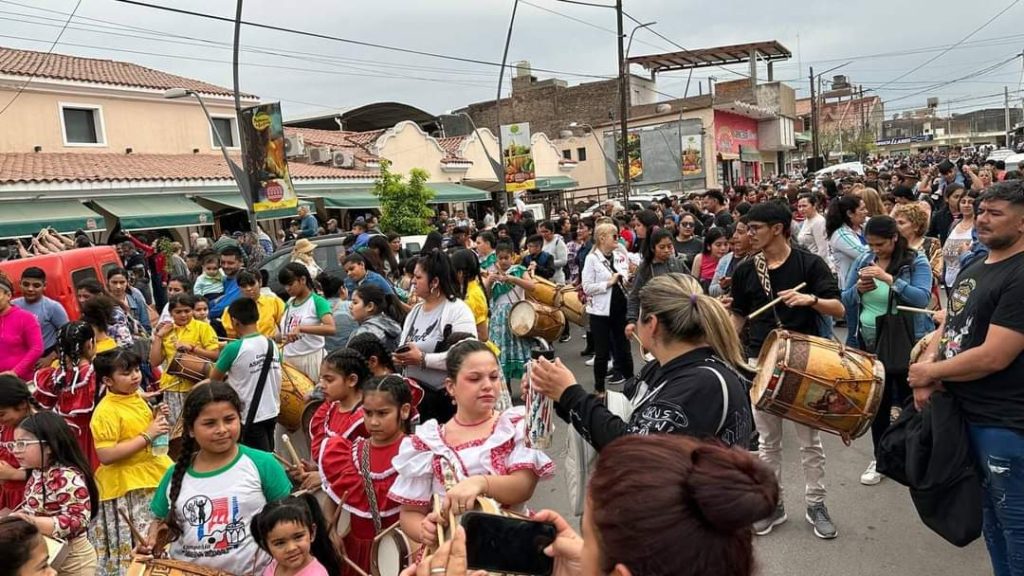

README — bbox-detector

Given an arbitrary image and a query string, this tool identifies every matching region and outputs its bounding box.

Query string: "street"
[523,325,992,576]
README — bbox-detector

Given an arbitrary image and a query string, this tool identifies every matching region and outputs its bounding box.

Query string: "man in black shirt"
[729,201,844,541]
[702,189,734,229]
[909,181,1024,575]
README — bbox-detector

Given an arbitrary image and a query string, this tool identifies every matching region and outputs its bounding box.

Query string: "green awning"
[535,176,577,191]
[0,200,106,239]
[740,148,761,162]
[194,193,313,221]
[91,195,213,230]
[425,182,489,203]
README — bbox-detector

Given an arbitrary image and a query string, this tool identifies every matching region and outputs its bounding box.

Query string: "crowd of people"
[1,143,1023,576]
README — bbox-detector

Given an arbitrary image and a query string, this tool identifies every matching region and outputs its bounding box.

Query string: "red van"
[0,247,123,320]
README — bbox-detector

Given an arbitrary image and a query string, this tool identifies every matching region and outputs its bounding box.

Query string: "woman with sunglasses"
[672,213,704,269]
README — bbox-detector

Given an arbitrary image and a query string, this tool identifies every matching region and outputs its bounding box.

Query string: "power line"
[520,0,673,53]
[0,0,82,118]
[621,10,750,79]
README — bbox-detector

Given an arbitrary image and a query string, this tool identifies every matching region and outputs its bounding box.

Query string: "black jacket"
[554,347,752,451]
[521,251,555,280]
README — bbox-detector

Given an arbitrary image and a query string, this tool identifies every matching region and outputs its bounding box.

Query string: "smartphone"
[461,512,555,576]
[394,344,411,354]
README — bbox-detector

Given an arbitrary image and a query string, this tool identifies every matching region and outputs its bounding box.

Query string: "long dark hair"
[416,251,458,301]
[865,215,916,275]
[826,194,862,238]
[18,412,100,520]
[278,262,315,296]
[702,227,729,256]
[365,235,399,279]
[448,249,481,299]
[165,382,243,543]
[353,283,405,324]
[362,374,414,434]
[251,494,343,576]
[638,228,675,278]
[54,321,95,379]
[0,375,34,410]
[420,231,444,254]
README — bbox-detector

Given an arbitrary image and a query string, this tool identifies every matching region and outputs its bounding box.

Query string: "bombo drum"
[559,286,588,327]
[526,276,563,308]
[278,362,316,431]
[126,558,236,576]
[371,523,414,576]
[166,352,211,383]
[509,301,565,343]
[751,330,884,444]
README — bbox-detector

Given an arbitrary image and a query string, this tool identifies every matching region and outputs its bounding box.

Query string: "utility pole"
[232,0,258,234]
[1006,85,1012,149]
[810,67,819,168]
[616,0,630,205]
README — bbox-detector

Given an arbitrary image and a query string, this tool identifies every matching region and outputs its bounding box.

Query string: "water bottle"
[151,433,169,457]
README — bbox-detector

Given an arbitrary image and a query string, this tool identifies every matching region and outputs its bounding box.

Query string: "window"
[210,116,238,148]
[71,268,98,290]
[562,149,572,160]
[576,147,587,162]
[60,104,105,146]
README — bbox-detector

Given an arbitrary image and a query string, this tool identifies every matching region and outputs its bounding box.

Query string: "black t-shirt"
[940,252,1024,430]
[673,237,703,267]
[731,248,840,359]
[714,209,734,228]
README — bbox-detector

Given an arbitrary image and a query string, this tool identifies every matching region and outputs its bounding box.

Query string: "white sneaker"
[585,356,595,366]
[860,460,883,486]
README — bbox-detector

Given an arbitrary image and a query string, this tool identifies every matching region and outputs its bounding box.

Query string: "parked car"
[0,246,123,319]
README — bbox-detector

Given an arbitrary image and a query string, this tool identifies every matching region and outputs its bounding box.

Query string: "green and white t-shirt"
[215,333,282,424]
[151,445,291,576]
[280,293,332,357]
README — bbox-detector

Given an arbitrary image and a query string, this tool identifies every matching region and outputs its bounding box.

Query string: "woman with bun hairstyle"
[530,273,752,451]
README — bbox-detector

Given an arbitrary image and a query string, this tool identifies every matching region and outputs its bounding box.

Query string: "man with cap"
[326,218,340,235]
[297,205,319,238]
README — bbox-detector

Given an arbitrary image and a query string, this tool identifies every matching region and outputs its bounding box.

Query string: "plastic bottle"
[151,433,170,457]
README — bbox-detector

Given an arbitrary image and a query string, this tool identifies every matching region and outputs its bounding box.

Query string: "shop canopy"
[316,182,488,209]
[535,176,577,191]
[0,199,106,239]
[91,195,213,230]
[193,193,313,221]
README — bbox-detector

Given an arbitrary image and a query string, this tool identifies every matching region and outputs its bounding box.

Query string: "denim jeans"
[969,425,1024,576]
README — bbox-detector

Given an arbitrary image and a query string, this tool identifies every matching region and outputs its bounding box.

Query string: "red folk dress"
[0,424,26,510]
[33,361,101,470]
[308,401,367,464]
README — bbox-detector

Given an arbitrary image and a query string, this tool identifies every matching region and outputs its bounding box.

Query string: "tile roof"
[283,127,379,161]
[345,129,385,147]
[0,46,255,98]
[436,136,469,162]
[0,153,376,184]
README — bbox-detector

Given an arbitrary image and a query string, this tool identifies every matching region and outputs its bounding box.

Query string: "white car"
[987,148,1015,162]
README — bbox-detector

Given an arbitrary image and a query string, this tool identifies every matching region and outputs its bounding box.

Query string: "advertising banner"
[240,102,298,213]
[500,123,536,193]
[681,133,703,177]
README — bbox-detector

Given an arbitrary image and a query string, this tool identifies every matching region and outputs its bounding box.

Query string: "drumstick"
[272,452,293,468]
[281,434,302,468]
[747,282,808,321]
[433,494,446,548]
[341,555,370,576]
[897,305,937,316]
[118,508,146,547]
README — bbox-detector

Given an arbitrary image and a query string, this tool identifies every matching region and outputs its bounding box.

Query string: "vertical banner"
[681,134,703,177]
[604,129,644,184]
[500,122,536,193]
[240,102,298,213]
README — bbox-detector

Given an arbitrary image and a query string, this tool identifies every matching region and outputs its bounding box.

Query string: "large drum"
[371,522,414,576]
[166,352,211,383]
[526,276,562,308]
[559,286,587,327]
[278,362,316,431]
[509,301,565,343]
[126,558,236,576]
[751,330,884,444]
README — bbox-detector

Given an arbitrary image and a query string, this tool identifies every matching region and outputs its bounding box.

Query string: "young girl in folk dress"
[484,242,537,382]
[320,375,412,576]
[33,321,101,471]
[89,349,172,576]
[0,375,34,511]
[13,412,100,576]
[250,494,343,576]
[390,340,554,548]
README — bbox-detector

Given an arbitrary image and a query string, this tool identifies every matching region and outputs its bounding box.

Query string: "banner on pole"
[240,102,298,213]
[500,123,536,193]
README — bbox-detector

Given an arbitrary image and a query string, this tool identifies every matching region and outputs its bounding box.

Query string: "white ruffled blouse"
[388,406,555,508]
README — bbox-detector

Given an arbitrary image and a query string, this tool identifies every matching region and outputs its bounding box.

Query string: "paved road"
[521,325,991,576]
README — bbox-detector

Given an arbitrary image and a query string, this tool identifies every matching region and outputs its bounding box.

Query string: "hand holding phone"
[461,512,555,575]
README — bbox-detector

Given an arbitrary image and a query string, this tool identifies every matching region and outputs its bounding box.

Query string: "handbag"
[873,287,916,371]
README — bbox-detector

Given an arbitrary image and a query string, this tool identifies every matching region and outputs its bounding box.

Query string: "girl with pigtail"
[0,374,38,510]
[140,381,291,576]
[32,321,102,470]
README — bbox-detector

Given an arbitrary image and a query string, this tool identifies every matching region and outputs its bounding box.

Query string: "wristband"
[141,432,153,445]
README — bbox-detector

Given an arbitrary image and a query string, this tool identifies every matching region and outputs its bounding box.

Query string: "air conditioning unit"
[308,146,332,164]
[332,151,355,169]
[284,134,305,158]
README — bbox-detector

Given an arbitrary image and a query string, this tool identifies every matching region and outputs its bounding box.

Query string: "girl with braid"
[319,375,413,576]
[32,321,101,470]
[89,350,171,576]
[0,375,36,511]
[142,382,291,576]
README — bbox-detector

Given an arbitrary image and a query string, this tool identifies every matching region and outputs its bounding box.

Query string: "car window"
[314,246,337,270]
[71,267,98,289]
[101,263,119,279]
[406,242,422,254]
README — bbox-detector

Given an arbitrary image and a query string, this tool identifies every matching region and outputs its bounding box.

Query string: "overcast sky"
[4,0,1024,124]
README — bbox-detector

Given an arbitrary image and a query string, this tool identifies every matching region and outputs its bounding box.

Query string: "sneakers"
[584,358,614,369]
[606,374,627,386]
[805,503,838,539]
[752,504,787,536]
[860,460,883,486]
[559,332,572,343]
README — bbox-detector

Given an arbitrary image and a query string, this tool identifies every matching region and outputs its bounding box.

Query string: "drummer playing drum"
[728,202,845,541]
[150,294,220,430]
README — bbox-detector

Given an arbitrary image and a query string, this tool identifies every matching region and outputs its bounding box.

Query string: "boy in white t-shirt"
[210,297,282,451]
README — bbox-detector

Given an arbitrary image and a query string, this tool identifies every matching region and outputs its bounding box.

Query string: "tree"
[372,160,435,235]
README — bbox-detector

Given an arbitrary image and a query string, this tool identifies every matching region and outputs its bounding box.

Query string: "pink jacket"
[0,305,43,381]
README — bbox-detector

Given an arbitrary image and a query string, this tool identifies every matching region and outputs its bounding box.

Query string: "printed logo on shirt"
[950,278,975,315]
[407,317,440,343]
[182,495,247,557]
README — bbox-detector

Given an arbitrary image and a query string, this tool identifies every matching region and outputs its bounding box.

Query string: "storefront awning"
[91,196,213,230]
[535,176,578,191]
[740,148,761,162]
[0,200,106,239]
[425,182,489,203]
[193,193,313,221]
[316,182,489,209]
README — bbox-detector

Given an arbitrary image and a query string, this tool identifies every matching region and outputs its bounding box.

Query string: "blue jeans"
[969,425,1024,576]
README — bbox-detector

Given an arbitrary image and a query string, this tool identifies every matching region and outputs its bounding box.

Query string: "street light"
[618,20,656,206]
[442,111,505,188]
[569,122,619,186]
[625,21,656,62]
[164,87,258,234]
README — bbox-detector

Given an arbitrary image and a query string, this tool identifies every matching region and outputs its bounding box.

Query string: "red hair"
[590,436,778,576]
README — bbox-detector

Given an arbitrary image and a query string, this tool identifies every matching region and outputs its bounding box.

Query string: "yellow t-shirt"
[466,280,488,327]
[158,319,220,393]
[95,337,117,354]
[91,390,173,501]
[220,294,286,339]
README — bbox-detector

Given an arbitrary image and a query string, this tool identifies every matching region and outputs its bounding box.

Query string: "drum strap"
[698,366,731,435]
[245,338,276,429]
[753,252,784,328]
[357,438,383,533]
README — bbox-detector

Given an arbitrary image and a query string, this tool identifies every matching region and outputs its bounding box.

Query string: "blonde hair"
[638,273,745,370]
[595,222,618,244]
[892,203,929,238]
[861,187,885,217]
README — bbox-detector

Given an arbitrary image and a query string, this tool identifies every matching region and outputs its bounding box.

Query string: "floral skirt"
[89,489,157,576]
[489,302,531,381]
